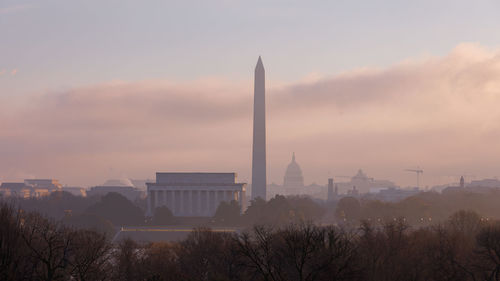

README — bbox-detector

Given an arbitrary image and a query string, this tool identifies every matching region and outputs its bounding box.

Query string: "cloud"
[0,4,34,14]
[10,69,17,75]
[0,69,5,76]
[1,43,500,187]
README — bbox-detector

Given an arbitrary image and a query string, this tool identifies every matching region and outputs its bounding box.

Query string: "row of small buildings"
[0,179,65,198]
[0,173,247,218]
[0,178,138,199]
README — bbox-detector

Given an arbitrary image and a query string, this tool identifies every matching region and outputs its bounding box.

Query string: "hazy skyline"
[2,1,500,187]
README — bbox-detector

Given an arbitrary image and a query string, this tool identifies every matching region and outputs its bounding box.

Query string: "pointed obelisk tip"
[256,56,263,68]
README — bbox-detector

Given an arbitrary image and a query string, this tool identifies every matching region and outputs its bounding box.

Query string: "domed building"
[87,178,144,201]
[283,153,304,189]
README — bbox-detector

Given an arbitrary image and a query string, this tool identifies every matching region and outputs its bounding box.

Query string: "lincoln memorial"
[146,173,246,217]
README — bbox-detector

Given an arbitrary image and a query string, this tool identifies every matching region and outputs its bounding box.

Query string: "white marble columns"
[147,189,243,217]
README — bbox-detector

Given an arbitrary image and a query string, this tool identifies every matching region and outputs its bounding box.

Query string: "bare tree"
[277,223,360,281]
[142,242,182,281]
[113,239,143,281]
[475,223,500,281]
[20,212,73,281]
[178,227,242,281]
[236,224,360,281]
[0,203,30,280]
[236,225,284,281]
[68,229,113,281]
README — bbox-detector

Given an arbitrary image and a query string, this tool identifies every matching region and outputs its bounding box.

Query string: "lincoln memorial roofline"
[154,172,239,184]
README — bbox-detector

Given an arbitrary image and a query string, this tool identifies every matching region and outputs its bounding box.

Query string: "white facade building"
[146,173,246,217]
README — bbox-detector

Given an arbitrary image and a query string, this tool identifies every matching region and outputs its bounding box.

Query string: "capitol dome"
[283,153,304,188]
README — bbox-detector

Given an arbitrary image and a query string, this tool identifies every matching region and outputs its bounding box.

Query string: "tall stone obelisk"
[251,56,267,200]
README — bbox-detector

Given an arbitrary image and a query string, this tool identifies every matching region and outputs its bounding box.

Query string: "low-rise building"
[146,172,246,217]
[24,179,62,191]
[0,179,62,198]
[0,182,32,198]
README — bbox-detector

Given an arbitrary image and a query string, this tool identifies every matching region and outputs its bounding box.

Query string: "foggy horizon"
[2,1,500,188]
[3,44,500,187]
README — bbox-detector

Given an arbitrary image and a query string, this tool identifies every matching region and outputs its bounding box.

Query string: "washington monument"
[251,56,267,200]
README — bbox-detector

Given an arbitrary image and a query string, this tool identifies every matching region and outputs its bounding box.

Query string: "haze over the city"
[2,0,500,187]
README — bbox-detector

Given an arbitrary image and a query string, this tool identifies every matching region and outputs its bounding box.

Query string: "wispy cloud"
[0,69,5,76]
[10,69,18,75]
[0,4,34,15]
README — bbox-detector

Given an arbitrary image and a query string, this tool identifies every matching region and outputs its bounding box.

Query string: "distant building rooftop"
[24,179,62,190]
[0,182,29,190]
[155,173,238,185]
[87,185,143,201]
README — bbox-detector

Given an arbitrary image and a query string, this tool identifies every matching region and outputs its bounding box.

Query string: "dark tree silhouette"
[68,230,113,281]
[335,197,361,222]
[214,200,241,225]
[152,206,174,225]
[0,204,29,280]
[20,213,73,281]
[85,192,144,226]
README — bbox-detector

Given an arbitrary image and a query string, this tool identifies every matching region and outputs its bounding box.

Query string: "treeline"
[0,203,111,281]
[11,188,500,231]
[113,211,500,281]
[335,190,500,225]
[7,192,325,232]
[11,191,144,236]
[214,195,324,226]
[4,201,500,281]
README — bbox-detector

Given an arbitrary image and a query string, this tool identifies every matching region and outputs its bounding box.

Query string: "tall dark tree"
[20,213,73,281]
[113,239,143,281]
[152,206,174,225]
[475,223,500,281]
[68,230,113,281]
[335,197,361,222]
[0,204,28,280]
[178,228,242,281]
[85,192,144,226]
[214,200,241,225]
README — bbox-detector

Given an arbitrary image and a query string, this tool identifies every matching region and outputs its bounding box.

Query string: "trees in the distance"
[335,197,361,222]
[152,206,174,225]
[214,200,241,225]
[14,191,146,231]
[85,192,144,226]
[343,190,500,227]
[16,191,97,220]
[243,195,324,226]
[62,213,116,237]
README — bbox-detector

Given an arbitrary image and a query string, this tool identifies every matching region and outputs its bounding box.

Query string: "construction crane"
[405,168,423,188]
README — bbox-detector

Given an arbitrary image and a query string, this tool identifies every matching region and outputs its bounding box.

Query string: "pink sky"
[1,43,500,188]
